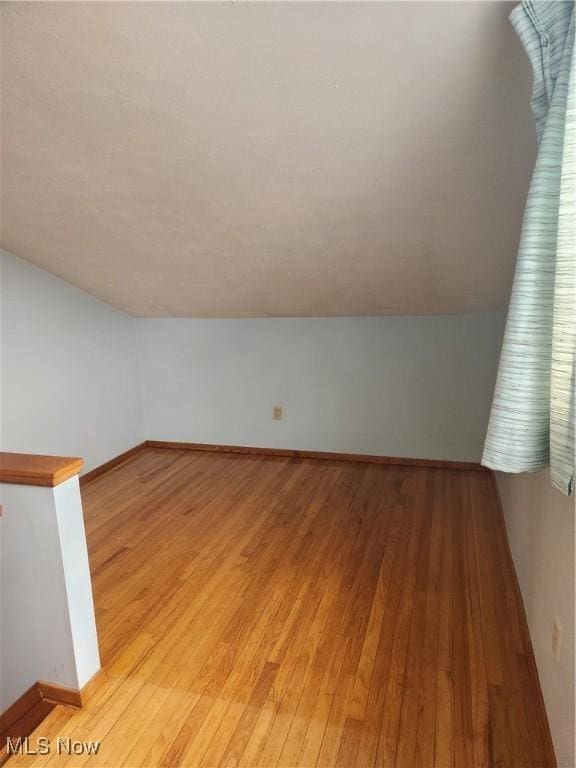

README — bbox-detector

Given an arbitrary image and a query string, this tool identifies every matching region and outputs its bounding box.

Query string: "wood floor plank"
[433,473,455,768]
[5,449,555,768]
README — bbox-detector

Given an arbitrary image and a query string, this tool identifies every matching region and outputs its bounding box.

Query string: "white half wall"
[1,475,100,710]
[137,315,503,462]
[497,471,575,768]
[0,251,143,472]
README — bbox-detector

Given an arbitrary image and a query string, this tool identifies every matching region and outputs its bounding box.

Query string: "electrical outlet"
[552,616,563,664]
[272,405,283,421]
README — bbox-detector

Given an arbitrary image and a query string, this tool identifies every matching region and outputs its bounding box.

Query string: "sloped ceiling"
[1,1,535,317]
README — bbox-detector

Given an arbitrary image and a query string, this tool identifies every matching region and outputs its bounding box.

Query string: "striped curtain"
[482,1,575,495]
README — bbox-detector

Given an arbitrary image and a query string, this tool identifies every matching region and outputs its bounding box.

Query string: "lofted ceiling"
[1,1,536,317]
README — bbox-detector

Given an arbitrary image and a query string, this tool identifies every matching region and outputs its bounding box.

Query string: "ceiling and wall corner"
[0,1,535,318]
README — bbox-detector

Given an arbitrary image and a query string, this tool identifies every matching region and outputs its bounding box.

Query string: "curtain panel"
[482,0,575,495]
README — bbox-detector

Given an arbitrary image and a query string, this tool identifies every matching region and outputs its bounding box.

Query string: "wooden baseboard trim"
[0,684,53,764]
[80,443,147,486]
[0,670,103,764]
[37,682,82,709]
[145,440,487,472]
[38,669,104,708]
[75,440,487,488]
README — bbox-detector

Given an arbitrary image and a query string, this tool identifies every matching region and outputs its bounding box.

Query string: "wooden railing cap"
[0,452,84,487]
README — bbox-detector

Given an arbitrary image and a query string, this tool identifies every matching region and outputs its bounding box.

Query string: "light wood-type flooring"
[9,448,555,767]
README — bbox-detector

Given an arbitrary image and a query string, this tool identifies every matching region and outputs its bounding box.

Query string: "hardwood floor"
[8,448,554,767]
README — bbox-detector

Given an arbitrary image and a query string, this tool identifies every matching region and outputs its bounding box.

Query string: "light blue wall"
[1,251,144,471]
[1,250,504,465]
[137,314,504,462]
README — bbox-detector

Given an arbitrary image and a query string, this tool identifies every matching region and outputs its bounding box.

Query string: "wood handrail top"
[0,452,84,487]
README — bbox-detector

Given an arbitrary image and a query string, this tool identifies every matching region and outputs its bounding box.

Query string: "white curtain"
[482,1,575,494]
